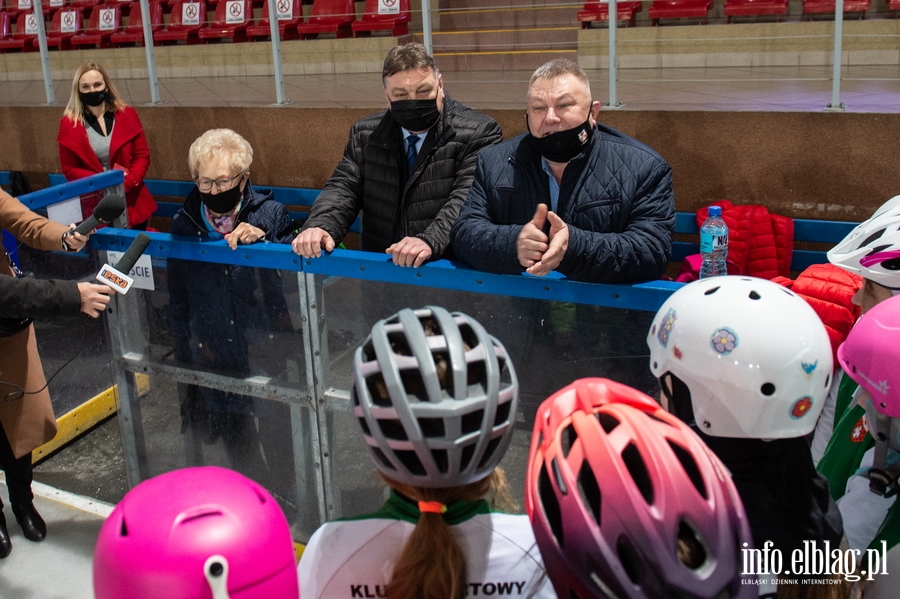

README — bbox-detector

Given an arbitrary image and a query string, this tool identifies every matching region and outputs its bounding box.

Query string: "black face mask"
[528,117,594,163]
[390,99,441,132]
[199,182,243,215]
[80,90,107,107]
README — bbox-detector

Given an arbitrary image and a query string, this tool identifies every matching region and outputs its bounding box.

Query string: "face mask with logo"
[391,99,441,132]
[80,89,107,107]
[528,117,594,163]
[199,182,243,217]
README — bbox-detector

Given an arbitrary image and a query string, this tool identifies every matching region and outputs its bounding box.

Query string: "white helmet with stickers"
[647,276,833,438]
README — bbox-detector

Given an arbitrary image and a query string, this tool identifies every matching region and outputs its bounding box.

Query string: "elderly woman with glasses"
[168,128,294,476]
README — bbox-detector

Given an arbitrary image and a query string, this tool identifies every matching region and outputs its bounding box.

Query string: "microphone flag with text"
[96,233,151,295]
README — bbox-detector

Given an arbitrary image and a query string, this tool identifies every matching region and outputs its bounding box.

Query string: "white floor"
[0,477,112,599]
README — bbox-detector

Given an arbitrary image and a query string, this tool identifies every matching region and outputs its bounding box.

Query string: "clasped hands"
[517,203,569,276]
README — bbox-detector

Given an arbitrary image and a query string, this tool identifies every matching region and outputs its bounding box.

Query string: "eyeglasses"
[195,172,243,193]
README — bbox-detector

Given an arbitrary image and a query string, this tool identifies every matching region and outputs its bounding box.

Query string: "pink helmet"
[526,378,755,599]
[838,294,900,419]
[838,295,900,497]
[94,466,298,599]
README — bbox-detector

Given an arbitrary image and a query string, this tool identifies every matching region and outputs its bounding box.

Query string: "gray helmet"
[352,306,518,488]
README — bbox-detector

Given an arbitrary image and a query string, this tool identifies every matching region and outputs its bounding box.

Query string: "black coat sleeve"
[417,117,503,256]
[300,124,367,244]
[0,274,81,319]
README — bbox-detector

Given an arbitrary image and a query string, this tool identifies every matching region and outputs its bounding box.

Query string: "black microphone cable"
[0,311,92,403]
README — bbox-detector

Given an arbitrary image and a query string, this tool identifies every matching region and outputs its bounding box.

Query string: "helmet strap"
[661,373,696,428]
[866,414,900,498]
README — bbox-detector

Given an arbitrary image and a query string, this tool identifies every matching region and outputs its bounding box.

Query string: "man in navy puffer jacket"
[451,59,675,284]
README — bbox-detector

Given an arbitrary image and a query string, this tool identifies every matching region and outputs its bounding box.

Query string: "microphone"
[73,193,126,235]
[96,233,151,295]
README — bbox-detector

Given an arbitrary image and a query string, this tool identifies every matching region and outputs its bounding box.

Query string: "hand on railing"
[292,227,335,258]
[386,236,432,268]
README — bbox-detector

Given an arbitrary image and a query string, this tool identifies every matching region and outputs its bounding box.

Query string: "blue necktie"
[406,134,420,174]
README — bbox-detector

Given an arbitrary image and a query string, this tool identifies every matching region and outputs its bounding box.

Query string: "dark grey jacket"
[300,95,502,258]
[450,124,675,283]
[0,275,79,319]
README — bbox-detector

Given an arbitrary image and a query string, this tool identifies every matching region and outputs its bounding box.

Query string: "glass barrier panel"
[14,231,115,416]
[101,248,322,539]
[314,275,661,519]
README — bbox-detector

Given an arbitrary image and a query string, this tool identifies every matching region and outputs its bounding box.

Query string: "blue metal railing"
[19,170,124,211]
[670,211,855,272]
[5,171,861,308]
[45,174,360,233]
[91,227,684,312]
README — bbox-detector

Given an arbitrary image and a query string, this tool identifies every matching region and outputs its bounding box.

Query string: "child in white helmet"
[648,276,843,597]
[815,196,900,464]
[298,306,552,599]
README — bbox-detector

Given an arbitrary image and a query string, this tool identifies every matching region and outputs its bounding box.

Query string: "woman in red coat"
[57,62,156,229]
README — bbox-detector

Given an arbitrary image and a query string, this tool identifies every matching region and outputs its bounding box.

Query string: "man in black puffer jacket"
[292,43,502,268]
[451,59,674,284]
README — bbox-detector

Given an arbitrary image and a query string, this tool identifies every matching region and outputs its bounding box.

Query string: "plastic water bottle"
[699,205,728,278]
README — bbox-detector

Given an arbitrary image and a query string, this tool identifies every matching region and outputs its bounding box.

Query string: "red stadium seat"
[648,0,712,24]
[197,0,250,41]
[154,0,205,44]
[724,0,788,22]
[71,4,121,46]
[351,0,410,37]
[38,7,82,49]
[8,0,41,13]
[0,11,11,43]
[890,0,900,15]
[296,0,353,40]
[246,0,301,40]
[111,1,163,45]
[68,0,98,9]
[577,0,643,28]
[0,10,39,50]
[802,0,869,19]
[44,0,68,15]
[107,0,134,15]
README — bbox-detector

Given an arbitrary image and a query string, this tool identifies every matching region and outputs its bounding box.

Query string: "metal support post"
[103,250,151,488]
[826,0,846,112]
[421,0,433,55]
[267,0,290,105]
[605,0,624,109]
[139,0,162,104]
[32,0,56,105]
[299,271,334,524]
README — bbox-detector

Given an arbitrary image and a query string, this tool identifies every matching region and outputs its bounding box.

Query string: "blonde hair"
[381,469,517,599]
[63,62,127,126]
[187,129,254,179]
[528,58,592,98]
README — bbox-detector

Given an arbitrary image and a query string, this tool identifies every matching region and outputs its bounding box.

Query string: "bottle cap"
[708,206,722,217]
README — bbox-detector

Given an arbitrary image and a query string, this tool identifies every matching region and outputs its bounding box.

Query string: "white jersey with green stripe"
[298,491,553,599]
